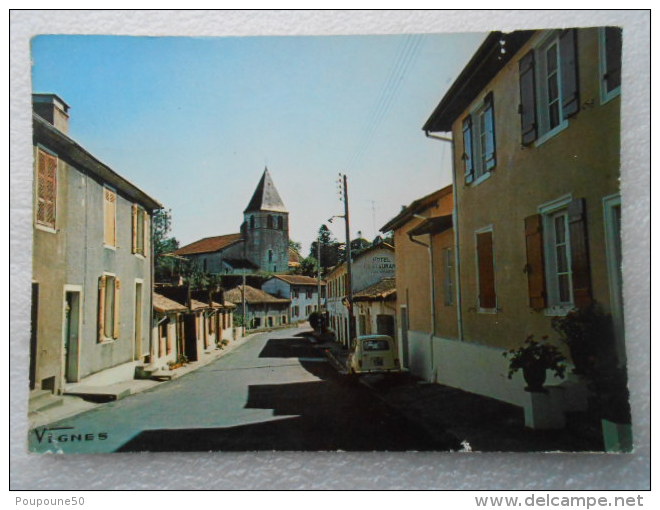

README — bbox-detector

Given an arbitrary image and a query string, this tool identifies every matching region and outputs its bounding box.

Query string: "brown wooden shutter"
[476,231,496,309]
[560,29,580,119]
[568,198,592,309]
[524,214,547,310]
[131,204,137,253]
[519,49,538,145]
[113,278,121,339]
[104,188,117,246]
[143,212,150,257]
[98,276,106,341]
[462,115,474,184]
[36,149,58,228]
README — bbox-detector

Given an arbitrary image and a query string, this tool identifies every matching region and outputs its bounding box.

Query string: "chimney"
[32,93,70,134]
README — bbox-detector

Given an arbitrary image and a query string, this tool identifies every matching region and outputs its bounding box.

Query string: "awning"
[407,214,453,236]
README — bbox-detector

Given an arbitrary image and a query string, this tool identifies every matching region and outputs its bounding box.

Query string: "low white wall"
[432,336,565,407]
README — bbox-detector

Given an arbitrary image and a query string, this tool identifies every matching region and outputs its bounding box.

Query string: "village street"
[28,325,452,453]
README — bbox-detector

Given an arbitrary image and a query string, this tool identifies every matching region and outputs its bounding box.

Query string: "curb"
[358,377,463,450]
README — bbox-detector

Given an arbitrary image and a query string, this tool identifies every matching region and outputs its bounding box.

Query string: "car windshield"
[362,339,390,351]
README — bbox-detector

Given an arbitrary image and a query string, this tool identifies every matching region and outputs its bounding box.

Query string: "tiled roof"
[380,186,452,232]
[153,292,188,313]
[174,233,243,256]
[271,274,326,286]
[225,285,291,305]
[354,278,397,301]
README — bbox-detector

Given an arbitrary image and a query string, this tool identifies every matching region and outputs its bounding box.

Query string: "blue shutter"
[519,49,537,145]
[484,92,496,171]
[462,115,474,184]
[560,29,580,119]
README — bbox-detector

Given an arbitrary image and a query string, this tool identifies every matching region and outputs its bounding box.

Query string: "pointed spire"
[244,167,288,213]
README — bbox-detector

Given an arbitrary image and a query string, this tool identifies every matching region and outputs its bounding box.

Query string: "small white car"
[348,335,401,375]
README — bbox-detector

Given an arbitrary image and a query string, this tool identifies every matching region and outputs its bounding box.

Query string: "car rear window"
[362,339,390,351]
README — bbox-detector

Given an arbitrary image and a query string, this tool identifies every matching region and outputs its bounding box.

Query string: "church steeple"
[244,167,287,214]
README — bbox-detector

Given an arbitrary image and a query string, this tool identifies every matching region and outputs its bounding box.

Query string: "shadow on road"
[116,378,456,452]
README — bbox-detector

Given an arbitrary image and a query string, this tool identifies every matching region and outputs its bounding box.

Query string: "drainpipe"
[425,131,464,342]
[408,225,436,382]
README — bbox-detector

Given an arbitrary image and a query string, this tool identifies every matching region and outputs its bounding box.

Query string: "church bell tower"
[242,168,289,273]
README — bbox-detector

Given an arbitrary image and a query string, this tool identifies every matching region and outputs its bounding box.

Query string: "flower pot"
[523,362,547,393]
[601,418,633,453]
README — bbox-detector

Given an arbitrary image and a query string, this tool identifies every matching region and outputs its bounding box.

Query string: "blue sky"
[31,32,486,254]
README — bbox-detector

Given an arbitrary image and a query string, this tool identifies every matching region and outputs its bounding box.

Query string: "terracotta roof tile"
[271,274,326,286]
[174,233,243,256]
[354,278,397,301]
[225,285,291,305]
[153,292,188,313]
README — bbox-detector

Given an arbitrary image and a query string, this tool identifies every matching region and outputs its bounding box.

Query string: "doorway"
[63,289,81,383]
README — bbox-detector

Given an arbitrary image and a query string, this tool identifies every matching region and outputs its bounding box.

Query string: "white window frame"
[599,27,622,104]
[465,96,496,186]
[534,31,569,146]
[539,194,574,315]
[474,225,497,314]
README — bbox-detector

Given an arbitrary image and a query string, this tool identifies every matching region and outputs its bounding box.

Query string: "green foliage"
[152,209,181,281]
[309,224,342,270]
[292,256,318,277]
[503,335,567,380]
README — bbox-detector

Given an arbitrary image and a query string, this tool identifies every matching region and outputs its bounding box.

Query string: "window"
[268,249,273,262]
[277,216,284,230]
[443,247,454,306]
[293,288,299,299]
[519,30,579,145]
[525,197,592,313]
[306,288,313,299]
[132,205,148,256]
[104,187,117,247]
[267,215,274,229]
[35,148,58,230]
[250,215,255,229]
[600,27,622,103]
[463,92,496,184]
[98,275,120,340]
[475,229,496,311]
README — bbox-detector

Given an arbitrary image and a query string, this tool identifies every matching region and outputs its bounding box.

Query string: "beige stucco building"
[381,186,456,379]
[420,28,623,407]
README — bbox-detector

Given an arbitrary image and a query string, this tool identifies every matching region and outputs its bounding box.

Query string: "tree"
[309,224,341,272]
[292,256,318,277]
[152,209,180,281]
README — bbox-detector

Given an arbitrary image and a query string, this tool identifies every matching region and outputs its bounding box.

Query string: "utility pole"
[241,270,246,336]
[341,173,355,349]
[317,232,322,314]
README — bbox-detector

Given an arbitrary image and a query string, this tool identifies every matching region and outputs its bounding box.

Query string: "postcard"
[24,25,634,456]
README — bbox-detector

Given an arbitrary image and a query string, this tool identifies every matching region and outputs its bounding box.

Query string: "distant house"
[262,274,326,323]
[173,168,291,275]
[380,185,455,380]
[353,277,397,339]
[31,93,162,398]
[419,28,623,407]
[151,287,236,369]
[224,285,291,331]
[326,243,395,347]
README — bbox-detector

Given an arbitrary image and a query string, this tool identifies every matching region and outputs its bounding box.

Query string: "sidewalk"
[314,338,604,452]
[28,331,259,429]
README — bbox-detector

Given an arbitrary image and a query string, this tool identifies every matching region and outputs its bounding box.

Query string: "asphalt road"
[28,326,454,453]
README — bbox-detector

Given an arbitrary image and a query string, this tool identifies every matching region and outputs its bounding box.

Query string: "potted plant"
[551,303,614,375]
[503,335,567,392]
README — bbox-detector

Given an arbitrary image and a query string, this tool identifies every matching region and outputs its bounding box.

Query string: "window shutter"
[131,205,137,253]
[104,188,117,246]
[524,214,547,310]
[604,27,622,92]
[519,49,538,145]
[476,231,496,309]
[113,278,121,339]
[462,115,474,184]
[98,276,106,341]
[143,212,150,257]
[560,29,580,119]
[36,150,57,228]
[568,198,592,309]
[484,92,497,170]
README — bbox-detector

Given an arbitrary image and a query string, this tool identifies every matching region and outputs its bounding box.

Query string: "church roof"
[174,233,243,256]
[244,167,288,213]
